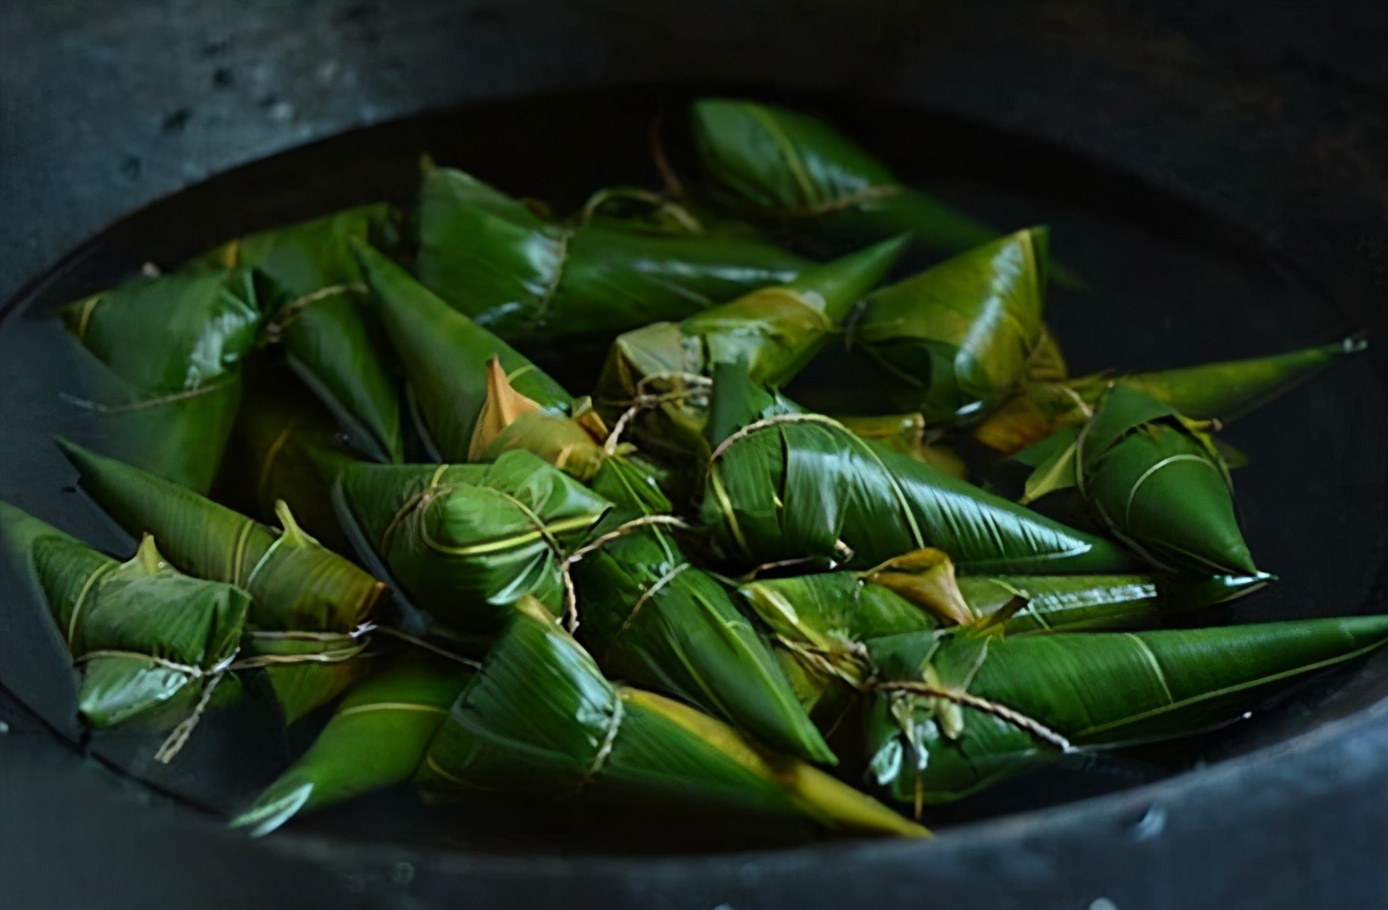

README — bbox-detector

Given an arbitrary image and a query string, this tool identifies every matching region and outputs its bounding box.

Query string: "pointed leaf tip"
[789,235,908,321]
[469,357,545,461]
[229,781,315,838]
[864,548,975,627]
[272,500,320,547]
[132,534,168,574]
[54,435,98,474]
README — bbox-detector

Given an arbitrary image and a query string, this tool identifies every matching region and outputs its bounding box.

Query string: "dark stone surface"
[1,1,1386,908]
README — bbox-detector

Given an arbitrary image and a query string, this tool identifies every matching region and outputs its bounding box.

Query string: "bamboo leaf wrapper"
[60,267,266,492]
[849,228,1049,423]
[232,656,472,835]
[334,451,610,633]
[414,163,811,339]
[865,616,1388,804]
[417,597,925,836]
[58,440,384,722]
[690,98,998,261]
[700,365,1139,574]
[1,503,248,729]
[208,205,406,462]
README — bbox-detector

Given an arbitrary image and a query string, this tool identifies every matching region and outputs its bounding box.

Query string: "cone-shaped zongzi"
[0,503,248,729]
[849,228,1049,423]
[865,615,1388,804]
[738,558,1263,723]
[1018,386,1261,575]
[353,240,571,461]
[974,336,1367,457]
[333,451,610,633]
[596,238,906,466]
[57,440,384,722]
[208,206,406,462]
[690,98,998,262]
[414,163,811,339]
[572,516,835,764]
[231,655,472,836]
[700,362,1140,575]
[60,267,266,492]
[417,596,924,836]
[464,369,821,757]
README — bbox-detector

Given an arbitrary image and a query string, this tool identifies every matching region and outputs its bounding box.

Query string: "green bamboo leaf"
[466,361,680,522]
[970,375,1085,456]
[202,204,399,292]
[741,571,941,669]
[207,206,405,462]
[417,597,925,836]
[59,267,266,492]
[1212,438,1251,470]
[243,625,373,728]
[862,549,975,626]
[414,163,811,339]
[1079,335,1368,423]
[773,646,855,728]
[276,294,403,464]
[955,571,1270,634]
[690,98,999,259]
[601,237,905,396]
[1025,325,1070,384]
[464,360,666,510]
[850,228,1049,423]
[67,351,245,498]
[975,336,1365,457]
[572,518,834,764]
[231,656,472,836]
[834,413,968,479]
[59,439,382,631]
[738,570,940,719]
[703,358,803,448]
[1018,427,1080,504]
[371,307,671,525]
[683,235,908,385]
[57,440,384,722]
[477,405,671,516]
[700,365,1139,575]
[220,365,363,554]
[1077,386,1259,575]
[1,503,248,729]
[864,615,1388,804]
[465,368,814,753]
[585,450,675,519]
[334,450,610,633]
[595,238,905,468]
[738,563,1261,725]
[352,239,571,461]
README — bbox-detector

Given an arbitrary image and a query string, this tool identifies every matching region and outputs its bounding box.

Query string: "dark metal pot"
[1,2,1385,908]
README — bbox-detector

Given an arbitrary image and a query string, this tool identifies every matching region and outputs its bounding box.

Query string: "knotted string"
[871,680,1073,752]
[558,514,691,633]
[602,372,711,454]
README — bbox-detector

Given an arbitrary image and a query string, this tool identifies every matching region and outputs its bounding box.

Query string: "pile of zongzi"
[4,97,1378,844]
